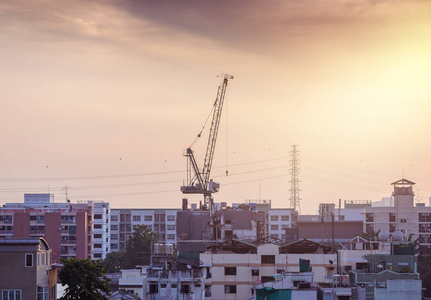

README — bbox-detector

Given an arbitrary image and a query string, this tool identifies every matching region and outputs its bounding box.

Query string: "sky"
[1,0,430,214]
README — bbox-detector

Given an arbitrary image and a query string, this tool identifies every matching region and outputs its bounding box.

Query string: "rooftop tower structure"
[289,144,301,213]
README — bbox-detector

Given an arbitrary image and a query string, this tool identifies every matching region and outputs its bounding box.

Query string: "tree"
[124,224,155,267]
[103,224,155,272]
[59,258,110,300]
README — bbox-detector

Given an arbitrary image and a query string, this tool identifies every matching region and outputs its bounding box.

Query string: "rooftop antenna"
[289,144,301,213]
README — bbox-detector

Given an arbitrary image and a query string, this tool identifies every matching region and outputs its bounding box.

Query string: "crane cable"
[188,99,217,149]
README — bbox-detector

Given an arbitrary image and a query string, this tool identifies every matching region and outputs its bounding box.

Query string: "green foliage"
[102,250,126,273]
[103,224,155,272]
[59,258,110,300]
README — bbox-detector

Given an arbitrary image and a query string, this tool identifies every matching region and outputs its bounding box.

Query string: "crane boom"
[181,74,233,203]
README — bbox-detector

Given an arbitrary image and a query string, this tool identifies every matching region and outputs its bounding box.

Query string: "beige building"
[0,238,58,300]
[200,240,336,300]
[364,179,431,246]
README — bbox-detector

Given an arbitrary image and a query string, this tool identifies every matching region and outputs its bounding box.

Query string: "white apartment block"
[364,179,431,247]
[110,209,180,251]
[92,202,110,260]
[200,242,336,300]
[267,209,296,240]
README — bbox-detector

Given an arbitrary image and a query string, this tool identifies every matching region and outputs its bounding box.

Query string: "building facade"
[0,238,58,300]
[364,179,431,247]
[110,209,180,251]
[0,194,93,262]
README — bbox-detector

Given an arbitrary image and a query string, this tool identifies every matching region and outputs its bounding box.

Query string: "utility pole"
[289,145,301,213]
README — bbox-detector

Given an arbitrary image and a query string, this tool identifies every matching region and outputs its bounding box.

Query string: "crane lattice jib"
[201,76,230,187]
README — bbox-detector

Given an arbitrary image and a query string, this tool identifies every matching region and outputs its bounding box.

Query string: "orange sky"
[1,0,430,214]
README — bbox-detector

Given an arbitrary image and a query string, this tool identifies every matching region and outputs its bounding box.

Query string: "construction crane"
[181,73,234,213]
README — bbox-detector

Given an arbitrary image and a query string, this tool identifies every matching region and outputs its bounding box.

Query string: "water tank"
[153,243,161,255]
[378,230,389,241]
[392,230,404,241]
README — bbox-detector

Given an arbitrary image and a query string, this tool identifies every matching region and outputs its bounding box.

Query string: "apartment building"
[200,240,336,300]
[0,194,93,262]
[364,179,431,248]
[267,209,297,241]
[0,238,58,300]
[110,209,180,251]
[92,202,110,259]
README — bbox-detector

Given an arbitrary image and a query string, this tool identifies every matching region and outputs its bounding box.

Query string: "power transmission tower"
[289,145,301,213]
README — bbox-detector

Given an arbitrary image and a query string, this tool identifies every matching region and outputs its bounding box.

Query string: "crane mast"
[181,74,233,213]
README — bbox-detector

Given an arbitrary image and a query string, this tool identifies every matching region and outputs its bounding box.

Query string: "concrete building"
[93,201,111,259]
[363,179,431,248]
[110,208,179,251]
[0,194,93,262]
[267,208,297,241]
[0,237,58,300]
[118,269,145,299]
[200,240,336,300]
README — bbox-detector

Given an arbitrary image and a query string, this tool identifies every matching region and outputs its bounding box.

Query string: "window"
[366,213,374,222]
[224,285,237,294]
[167,215,176,221]
[144,215,152,222]
[400,219,407,223]
[205,285,212,297]
[181,284,191,294]
[69,226,76,235]
[281,215,289,221]
[261,255,275,264]
[2,290,21,300]
[94,214,102,219]
[111,225,118,230]
[224,267,236,275]
[94,253,102,258]
[94,234,102,239]
[25,253,33,267]
[281,224,289,229]
[389,213,396,222]
[167,225,175,231]
[149,284,158,294]
[110,244,118,249]
[167,234,176,240]
[251,269,259,276]
[339,215,345,221]
[133,215,141,222]
[41,253,45,266]
[94,244,102,248]
[94,224,102,229]
[154,214,165,222]
[37,286,48,300]
[225,230,233,238]
[270,215,279,221]
[270,234,279,239]
[270,225,279,230]
[111,215,118,222]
